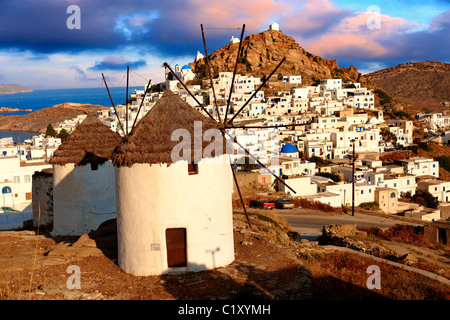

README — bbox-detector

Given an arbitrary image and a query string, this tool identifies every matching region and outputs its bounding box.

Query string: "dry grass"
[0,286,12,300]
[359,225,437,248]
[300,250,450,300]
[233,209,291,231]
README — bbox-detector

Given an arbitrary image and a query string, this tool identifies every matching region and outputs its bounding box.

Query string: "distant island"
[0,107,32,113]
[0,102,108,132]
[0,83,33,95]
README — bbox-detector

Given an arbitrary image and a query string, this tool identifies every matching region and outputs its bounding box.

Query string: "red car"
[255,197,275,209]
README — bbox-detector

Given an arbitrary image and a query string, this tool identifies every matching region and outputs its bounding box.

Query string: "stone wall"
[424,221,450,245]
[32,170,53,229]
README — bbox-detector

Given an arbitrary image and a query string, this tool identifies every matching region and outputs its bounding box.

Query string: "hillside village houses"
[1,22,448,226]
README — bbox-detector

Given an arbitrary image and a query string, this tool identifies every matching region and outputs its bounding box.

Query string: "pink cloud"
[187,0,290,31]
[294,10,422,59]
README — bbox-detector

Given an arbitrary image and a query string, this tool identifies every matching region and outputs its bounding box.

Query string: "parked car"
[275,198,294,209]
[254,197,275,209]
[1,207,17,213]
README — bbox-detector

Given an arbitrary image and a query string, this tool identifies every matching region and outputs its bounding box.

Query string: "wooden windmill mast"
[162,23,296,226]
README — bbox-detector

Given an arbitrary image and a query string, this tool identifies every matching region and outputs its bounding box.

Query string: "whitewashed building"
[0,156,51,211]
[400,157,439,178]
[112,90,235,276]
[49,115,121,236]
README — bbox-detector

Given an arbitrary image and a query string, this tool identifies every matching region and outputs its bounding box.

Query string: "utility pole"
[351,139,356,216]
[125,66,129,135]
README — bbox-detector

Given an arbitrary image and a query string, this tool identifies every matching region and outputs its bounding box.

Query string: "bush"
[411,145,419,154]
[291,198,341,213]
[359,201,380,210]
[316,172,341,182]
[375,89,392,105]
[393,110,412,120]
[359,225,430,247]
[412,189,439,209]
[418,142,430,151]
[435,155,450,172]
[238,56,248,64]
[308,156,332,166]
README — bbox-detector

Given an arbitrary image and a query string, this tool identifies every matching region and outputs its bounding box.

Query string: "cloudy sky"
[0,0,448,90]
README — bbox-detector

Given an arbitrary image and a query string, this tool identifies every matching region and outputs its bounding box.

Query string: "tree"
[56,128,70,142]
[412,189,439,209]
[45,123,57,138]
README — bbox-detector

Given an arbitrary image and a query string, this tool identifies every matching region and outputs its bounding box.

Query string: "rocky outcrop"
[318,224,391,257]
[192,29,372,87]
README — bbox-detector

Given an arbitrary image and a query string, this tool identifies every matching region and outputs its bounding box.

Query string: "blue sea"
[0,86,143,143]
[0,86,143,116]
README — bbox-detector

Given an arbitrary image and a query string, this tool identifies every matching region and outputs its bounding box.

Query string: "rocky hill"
[192,29,373,88]
[0,83,33,95]
[365,61,450,112]
[0,102,108,133]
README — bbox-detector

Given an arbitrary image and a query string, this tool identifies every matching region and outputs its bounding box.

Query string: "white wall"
[278,176,317,196]
[0,156,51,211]
[52,162,117,236]
[115,154,234,276]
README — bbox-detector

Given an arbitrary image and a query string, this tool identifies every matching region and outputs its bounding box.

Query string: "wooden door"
[166,228,187,267]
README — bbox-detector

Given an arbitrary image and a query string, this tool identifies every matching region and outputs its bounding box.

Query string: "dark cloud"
[0,0,448,66]
[0,0,205,57]
[89,57,147,71]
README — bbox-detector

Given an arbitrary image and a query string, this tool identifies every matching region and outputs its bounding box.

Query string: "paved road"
[276,211,418,241]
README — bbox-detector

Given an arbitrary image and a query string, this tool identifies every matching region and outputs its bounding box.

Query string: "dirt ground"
[0,211,449,301]
[0,214,312,300]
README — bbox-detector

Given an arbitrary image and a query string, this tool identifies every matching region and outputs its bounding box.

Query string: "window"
[2,186,11,194]
[24,175,31,183]
[13,176,20,184]
[91,163,98,171]
[390,192,396,198]
[188,162,199,175]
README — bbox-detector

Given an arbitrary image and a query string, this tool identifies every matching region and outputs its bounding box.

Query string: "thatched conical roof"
[49,115,122,166]
[112,90,228,167]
